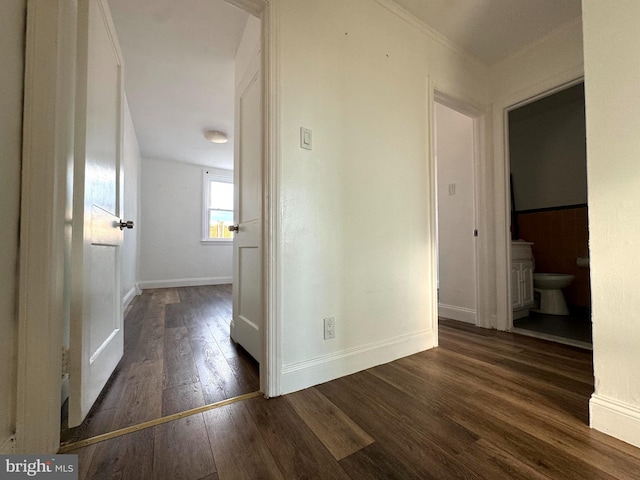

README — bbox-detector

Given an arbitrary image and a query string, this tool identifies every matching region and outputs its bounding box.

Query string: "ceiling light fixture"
[204,130,228,144]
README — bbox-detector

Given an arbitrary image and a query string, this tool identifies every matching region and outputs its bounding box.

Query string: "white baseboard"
[438,304,477,324]
[0,435,15,454]
[138,277,232,289]
[590,394,640,448]
[281,329,435,395]
[122,285,140,308]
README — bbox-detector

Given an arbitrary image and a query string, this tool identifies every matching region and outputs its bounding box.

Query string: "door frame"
[492,68,584,332]
[16,0,281,453]
[429,83,489,338]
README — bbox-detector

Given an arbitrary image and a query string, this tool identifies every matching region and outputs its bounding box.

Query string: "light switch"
[300,127,312,150]
[448,183,456,195]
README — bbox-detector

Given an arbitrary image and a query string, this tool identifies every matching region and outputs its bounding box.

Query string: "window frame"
[202,168,234,245]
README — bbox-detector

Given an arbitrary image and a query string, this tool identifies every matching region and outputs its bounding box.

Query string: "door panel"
[69,0,125,427]
[232,51,262,363]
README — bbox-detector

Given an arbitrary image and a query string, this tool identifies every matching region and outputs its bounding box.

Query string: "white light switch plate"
[300,127,312,150]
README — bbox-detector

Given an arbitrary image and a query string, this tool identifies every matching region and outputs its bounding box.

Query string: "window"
[203,169,234,242]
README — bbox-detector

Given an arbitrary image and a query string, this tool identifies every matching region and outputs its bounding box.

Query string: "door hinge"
[61,346,70,376]
[474,229,478,237]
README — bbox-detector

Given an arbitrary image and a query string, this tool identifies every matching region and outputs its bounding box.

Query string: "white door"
[69,0,127,427]
[231,51,262,362]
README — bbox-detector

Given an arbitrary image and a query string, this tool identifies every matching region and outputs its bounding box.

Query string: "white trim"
[438,305,477,324]
[262,0,281,398]
[203,0,279,399]
[281,330,435,394]
[0,436,15,454]
[510,328,592,350]
[201,239,233,246]
[138,277,232,289]
[122,285,139,308]
[590,394,640,449]
[16,0,76,454]
[426,78,439,346]
[202,168,234,242]
[431,87,489,329]
[493,70,584,332]
[373,0,485,68]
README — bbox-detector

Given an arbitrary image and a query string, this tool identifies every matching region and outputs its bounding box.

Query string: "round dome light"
[204,130,228,144]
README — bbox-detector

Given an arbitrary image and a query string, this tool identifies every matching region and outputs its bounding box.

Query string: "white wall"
[0,0,26,453]
[277,0,489,392]
[139,158,233,288]
[121,99,141,304]
[436,102,476,323]
[488,17,584,331]
[583,0,640,449]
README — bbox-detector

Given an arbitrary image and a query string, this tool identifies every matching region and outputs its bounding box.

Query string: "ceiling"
[108,0,249,169]
[394,0,582,65]
[108,0,581,170]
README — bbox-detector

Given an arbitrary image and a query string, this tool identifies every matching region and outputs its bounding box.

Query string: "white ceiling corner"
[392,0,582,65]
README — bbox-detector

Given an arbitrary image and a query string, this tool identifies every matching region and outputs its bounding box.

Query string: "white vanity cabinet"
[511,241,534,319]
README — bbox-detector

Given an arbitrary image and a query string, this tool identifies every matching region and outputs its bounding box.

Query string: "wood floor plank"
[163,327,200,389]
[188,324,246,402]
[67,315,640,480]
[432,347,590,425]
[153,413,216,480]
[161,381,206,416]
[164,288,181,304]
[204,314,239,359]
[468,389,640,480]
[439,334,595,396]
[331,370,479,457]
[111,359,163,430]
[225,349,260,393]
[458,439,555,480]
[339,442,427,480]
[286,387,374,461]
[129,312,165,364]
[447,400,618,480]
[69,285,259,444]
[245,396,351,480]
[203,402,284,480]
[82,428,155,480]
[317,376,483,479]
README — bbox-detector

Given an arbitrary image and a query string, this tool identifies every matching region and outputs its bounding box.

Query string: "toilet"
[532,273,575,315]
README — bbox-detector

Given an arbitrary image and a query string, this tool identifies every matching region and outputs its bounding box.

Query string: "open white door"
[230,51,262,362]
[69,0,127,427]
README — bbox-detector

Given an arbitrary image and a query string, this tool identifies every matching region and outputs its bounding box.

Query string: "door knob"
[118,220,134,230]
[228,224,239,233]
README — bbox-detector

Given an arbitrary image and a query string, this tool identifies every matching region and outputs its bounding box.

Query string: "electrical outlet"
[324,317,335,340]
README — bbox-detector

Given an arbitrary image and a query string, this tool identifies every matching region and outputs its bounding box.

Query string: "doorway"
[434,95,480,327]
[506,81,591,348]
[60,0,264,446]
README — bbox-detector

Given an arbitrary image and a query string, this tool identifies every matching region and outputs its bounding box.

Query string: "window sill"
[200,239,233,246]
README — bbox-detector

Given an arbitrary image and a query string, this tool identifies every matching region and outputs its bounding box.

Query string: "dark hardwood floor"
[61,285,260,445]
[68,318,640,479]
